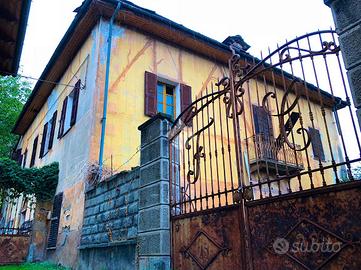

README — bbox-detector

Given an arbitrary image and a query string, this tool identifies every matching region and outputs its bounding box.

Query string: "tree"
[0,75,31,158]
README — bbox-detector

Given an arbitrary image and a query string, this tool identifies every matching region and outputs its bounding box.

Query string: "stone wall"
[78,114,172,270]
[78,168,140,270]
[325,0,361,128]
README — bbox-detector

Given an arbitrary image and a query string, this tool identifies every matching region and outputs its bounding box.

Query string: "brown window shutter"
[47,192,63,249]
[252,105,273,139]
[30,136,38,167]
[144,71,157,117]
[58,97,68,138]
[23,149,28,168]
[309,127,325,161]
[180,84,192,126]
[12,149,22,166]
[48,111,57,150]
[40,123,48,158]
[70,80,81,126]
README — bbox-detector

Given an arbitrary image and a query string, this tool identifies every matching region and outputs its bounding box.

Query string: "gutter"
[98,0,122,177]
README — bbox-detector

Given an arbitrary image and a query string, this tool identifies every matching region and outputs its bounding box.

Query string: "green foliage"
[0,158,59,202]
[0,75,31,158]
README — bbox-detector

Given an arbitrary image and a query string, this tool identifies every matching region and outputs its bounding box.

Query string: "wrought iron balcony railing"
[245,134,304,173]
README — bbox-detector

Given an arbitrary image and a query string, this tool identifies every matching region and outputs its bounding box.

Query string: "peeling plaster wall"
[89,21,228,175]
[17,21,103,267]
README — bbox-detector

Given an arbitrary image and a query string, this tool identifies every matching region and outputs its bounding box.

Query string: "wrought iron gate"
[169,30,361,270]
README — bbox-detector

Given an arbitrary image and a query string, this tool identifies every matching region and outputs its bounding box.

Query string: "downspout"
[98,1,122,178]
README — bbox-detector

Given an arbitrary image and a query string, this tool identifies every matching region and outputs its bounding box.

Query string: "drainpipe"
[98,1,122,178]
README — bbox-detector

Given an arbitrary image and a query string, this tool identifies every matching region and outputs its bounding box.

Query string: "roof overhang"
[12,0,346,135]
[0,0,31,76]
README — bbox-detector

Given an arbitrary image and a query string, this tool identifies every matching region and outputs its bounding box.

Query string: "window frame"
[58,80,81,139]
[156,81,176,119]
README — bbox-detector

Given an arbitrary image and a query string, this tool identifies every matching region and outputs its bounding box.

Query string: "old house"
[3,0,357,269]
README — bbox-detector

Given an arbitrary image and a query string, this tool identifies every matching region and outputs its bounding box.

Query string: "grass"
[0,262,68,270]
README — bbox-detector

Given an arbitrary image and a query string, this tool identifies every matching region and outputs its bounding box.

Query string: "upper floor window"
[30,136,38,168]
[58,80,81,138]
[157,82,175,118]
[252,104,273,139]
[309,127,325,161]
[40,111,57,158]
[144,71,192,124]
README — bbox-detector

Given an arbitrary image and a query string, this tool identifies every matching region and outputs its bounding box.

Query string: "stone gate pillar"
[137,114,172,270]
[324,0,361,129]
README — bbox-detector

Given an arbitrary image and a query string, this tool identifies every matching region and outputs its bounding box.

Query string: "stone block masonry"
[78,168,140,270]
[80,168,140,247]
[325,0,361,129]
[137,114,172,270]
[78,113,172,270]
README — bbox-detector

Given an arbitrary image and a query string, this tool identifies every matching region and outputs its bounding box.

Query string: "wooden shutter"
[70,80,81,126]
[180,84,192,126]
[48,111,57,150]
[40,123,48,158]
[58,97,68,138]
[144,71,157,117]
[309,127,325,161]
[252,105,273,139]
[47,192,63,249]
[30,136,38,167]
[23,149,27,168]
[12,149,22,166]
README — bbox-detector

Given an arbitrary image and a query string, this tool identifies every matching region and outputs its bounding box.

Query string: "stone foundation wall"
[78,168,140,270]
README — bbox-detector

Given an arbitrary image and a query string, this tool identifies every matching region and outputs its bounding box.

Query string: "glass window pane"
[157,83,163,102]
[166,105,174,116]
[157,103,164,113]
[166,95,173,105]
[166,85,173,95]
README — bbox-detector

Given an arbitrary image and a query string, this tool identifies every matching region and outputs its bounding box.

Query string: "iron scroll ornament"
[262,78,311,152]
[227,30,340,152]
[185,117,215,184]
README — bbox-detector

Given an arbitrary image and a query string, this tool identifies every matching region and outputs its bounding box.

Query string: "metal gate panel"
[172,206,243,270]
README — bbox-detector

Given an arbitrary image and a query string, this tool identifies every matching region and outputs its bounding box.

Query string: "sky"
[20,0,335,80]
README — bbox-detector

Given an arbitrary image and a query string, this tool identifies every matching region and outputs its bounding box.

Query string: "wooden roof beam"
[0,6,18,22]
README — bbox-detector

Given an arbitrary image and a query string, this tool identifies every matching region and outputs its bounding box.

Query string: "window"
[309,127,325,161]
[157,82,175,118]
[30,136,38,168]
[47,192,63,249]
[144,71,192,124]
[58,80,81,138]
[252,105,273,139]
[40,111,57,158]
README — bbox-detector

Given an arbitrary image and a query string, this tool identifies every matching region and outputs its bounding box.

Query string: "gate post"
[137,114,172,270]
[324,0,361,129]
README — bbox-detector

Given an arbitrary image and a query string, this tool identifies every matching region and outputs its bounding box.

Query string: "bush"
[0,158,59,202]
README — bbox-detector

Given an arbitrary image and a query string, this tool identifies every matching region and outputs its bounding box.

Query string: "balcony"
[245,134,304,175]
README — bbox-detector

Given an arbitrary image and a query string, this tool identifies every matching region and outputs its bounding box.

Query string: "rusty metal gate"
[168,30,361,270]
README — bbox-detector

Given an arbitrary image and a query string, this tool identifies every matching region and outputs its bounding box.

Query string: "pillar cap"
[138,113,174,131]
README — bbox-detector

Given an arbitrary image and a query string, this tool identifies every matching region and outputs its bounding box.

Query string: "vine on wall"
[0,158,59,202]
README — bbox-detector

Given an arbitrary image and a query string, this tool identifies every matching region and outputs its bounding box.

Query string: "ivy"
[0,158,59,202]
